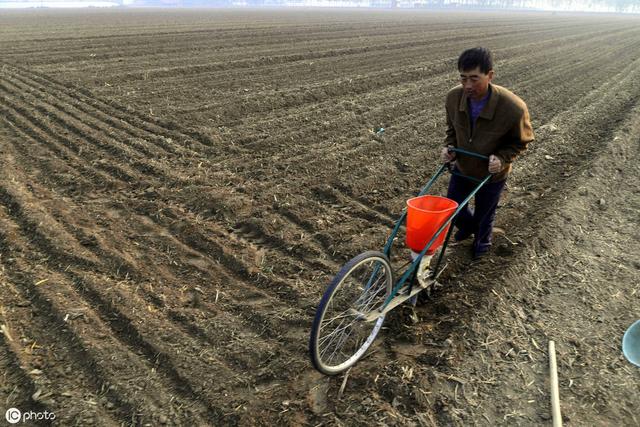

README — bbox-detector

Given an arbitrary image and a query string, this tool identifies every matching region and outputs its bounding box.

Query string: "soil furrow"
[0,88,137,184]
[0,141,306,368]
[27,102,170,181]
[231,217,340,271]
[6,63,217,150]
[2,10,639,426]
[181,24,632,187]
[0,186,101,270]
[249,24,640,190]
[1,82,333,293]
[221,24,639,169]
[160,21,590,87]
[0,146,303,393]
[109,24,566,84]
[6,70,192,157]
[1,114,106,194]
[0,187,233,424]
[128,200,303,302]
[2,19,572,64]
[0,233,142,425]
[0,325,52,425]
[169,25,633,122]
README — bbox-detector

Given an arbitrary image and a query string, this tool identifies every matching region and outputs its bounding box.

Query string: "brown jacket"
[445,83,534,182]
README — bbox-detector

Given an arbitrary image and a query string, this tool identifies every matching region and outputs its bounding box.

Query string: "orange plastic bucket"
[406,195,459,254]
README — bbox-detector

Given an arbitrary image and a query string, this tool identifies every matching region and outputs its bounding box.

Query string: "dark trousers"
[446,170,506,254]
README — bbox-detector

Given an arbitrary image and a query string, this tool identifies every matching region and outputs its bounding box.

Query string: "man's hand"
[488,155,503,174]
[441,146,456,163]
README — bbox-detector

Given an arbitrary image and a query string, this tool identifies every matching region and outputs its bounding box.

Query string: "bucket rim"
[623,319,640,367]
[406,195,459,214]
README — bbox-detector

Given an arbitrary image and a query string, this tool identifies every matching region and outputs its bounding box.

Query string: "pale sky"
[0,0,636,12]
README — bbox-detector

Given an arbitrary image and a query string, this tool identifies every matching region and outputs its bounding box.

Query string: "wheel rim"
[313,255,392,374]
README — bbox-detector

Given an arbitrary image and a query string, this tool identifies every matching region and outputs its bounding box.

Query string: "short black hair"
[458,47,493,74]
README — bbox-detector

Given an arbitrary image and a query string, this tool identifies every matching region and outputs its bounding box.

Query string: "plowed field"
[1,8,639,426]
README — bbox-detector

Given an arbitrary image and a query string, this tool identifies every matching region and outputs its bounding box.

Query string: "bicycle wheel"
[309,251,393,375]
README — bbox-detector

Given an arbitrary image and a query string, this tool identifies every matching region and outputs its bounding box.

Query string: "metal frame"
[377,148,492,312]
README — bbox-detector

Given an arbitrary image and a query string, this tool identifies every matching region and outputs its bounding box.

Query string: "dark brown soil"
[0,8,638,426]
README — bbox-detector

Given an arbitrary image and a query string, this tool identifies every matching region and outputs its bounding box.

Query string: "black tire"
[309,251,393,375]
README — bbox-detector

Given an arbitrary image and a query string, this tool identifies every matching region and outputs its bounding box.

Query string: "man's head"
[457,47,494,100]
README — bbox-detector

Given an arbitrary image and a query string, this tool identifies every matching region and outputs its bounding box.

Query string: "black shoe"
[472,248,489,260]
[454,229,473,242]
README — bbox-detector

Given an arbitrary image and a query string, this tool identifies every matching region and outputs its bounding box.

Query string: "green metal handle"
[447,146,490,161]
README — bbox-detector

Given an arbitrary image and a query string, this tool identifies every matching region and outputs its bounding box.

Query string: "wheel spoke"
[353,272,385,307]
[327,328,355,363]
[310,253,392,374]
[357,281,387,312]
[319,311,356,328]
[354,267,385,305]
[318,316,358,348]
[320,321,353,359]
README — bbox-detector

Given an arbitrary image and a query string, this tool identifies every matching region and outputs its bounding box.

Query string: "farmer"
[441,47,534,259]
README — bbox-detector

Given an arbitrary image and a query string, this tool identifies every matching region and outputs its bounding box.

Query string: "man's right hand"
[441,146,456,163]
